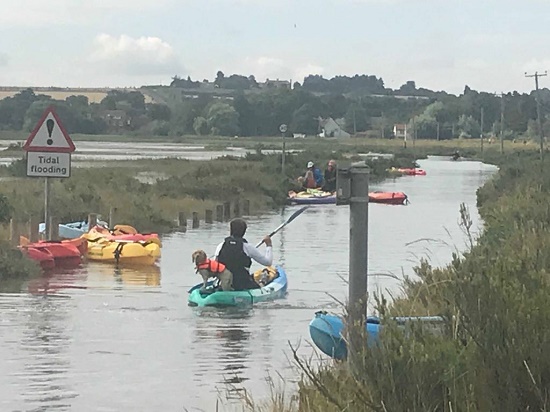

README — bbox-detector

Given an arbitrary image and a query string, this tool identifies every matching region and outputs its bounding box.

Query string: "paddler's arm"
[213,242,223,259]
[244,236,272,266]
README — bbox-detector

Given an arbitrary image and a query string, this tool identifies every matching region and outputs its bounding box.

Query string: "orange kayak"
[369,191,408,205]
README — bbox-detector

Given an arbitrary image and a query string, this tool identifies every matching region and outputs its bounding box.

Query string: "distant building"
[101,110,129,130]
[260,78,291,89]
[393,124,407,140]
[318,117,351,138]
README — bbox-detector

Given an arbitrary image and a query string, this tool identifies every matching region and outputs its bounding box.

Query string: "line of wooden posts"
[8,199,251,245]
[178,199,251,231]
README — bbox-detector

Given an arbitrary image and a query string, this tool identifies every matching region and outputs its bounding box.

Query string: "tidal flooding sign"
[26,152,71,178]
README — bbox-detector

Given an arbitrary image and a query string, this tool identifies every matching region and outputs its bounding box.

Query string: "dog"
[191,249,233,291]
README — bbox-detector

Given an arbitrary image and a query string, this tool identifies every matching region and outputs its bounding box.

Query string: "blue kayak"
[39,220,109,239]
[309,311,446,360]
[188,265,288,307]
[309,311,381,360]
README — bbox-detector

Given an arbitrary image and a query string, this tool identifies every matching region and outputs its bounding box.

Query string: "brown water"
[0,158,497,411]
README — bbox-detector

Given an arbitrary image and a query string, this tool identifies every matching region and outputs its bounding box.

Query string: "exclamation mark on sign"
[46,119,54,146]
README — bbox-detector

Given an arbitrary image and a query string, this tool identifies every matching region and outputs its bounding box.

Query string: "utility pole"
[480,107,484,156]
[353,107,357,135]
[525,71,547,161]
[279,123,288,175]
[500,95,505,155]
[412,117,416,150]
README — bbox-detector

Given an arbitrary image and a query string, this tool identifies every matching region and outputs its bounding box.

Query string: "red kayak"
[20,241,82,268]
[398,168,426,176]
[20,246,56,270]
[369,191,409,205]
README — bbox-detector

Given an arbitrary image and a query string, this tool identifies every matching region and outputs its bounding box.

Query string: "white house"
[318,117,351,138]
[393,124,407,140]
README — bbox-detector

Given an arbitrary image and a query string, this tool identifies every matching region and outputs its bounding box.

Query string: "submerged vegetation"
[254,150,550,411]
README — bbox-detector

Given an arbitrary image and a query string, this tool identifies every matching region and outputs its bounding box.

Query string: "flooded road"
[0,158,497,411]
[0,140,295,167]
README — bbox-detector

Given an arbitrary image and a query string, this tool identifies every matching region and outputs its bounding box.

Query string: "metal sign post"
[336,161,370,366]
[23,106,76,240]
[279,123,288,175]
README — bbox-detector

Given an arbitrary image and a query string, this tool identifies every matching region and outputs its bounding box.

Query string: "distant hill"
[0,87,155,104]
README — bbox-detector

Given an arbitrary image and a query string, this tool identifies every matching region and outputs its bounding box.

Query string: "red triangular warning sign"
[23,106,76,153]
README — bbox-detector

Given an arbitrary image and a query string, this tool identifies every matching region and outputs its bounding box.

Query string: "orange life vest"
[196,259,226,273]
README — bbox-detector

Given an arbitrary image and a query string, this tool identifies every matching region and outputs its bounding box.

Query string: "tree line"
[0,74,549,140]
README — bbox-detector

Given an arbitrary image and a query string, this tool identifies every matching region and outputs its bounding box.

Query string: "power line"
[525,70,547,161]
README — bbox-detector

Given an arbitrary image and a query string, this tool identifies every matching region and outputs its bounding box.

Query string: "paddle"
[255,205,309,247]
[188,206,310,293]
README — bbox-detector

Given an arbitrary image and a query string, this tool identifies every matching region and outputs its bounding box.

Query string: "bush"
[0,241,41,282]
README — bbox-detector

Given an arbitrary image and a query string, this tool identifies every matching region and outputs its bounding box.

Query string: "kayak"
[288,190,408,206]
[309,311,446,360]
[19,240,82,269]
[369,191,408,205]
[39,220,108,239]
[188,265,288,307]
[397,168,426,176]
[309,311,381,360]
[287,189,336,205]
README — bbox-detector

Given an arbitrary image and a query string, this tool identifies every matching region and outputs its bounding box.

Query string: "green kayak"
[187,265,288,307]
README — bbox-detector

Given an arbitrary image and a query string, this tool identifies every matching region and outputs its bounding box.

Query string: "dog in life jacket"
[191,249,233,291]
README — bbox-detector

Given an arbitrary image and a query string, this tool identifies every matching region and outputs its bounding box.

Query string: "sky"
[0,0,549,95]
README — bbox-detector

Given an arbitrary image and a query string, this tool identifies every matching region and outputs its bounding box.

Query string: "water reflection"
[85,263,161,288]
[20,296,77,410]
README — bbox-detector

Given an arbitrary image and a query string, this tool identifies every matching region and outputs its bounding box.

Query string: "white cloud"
[88,34,184,76]
[241,57,324,83]
[0,53,8,66]
[0,0,175,26]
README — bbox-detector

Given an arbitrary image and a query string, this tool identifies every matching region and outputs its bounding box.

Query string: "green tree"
[344,103,370,133]
[169,101,194,136]
[457,114,481,138]
[206,102,239,136]
[147,104,171,121]
[193,116,208,135]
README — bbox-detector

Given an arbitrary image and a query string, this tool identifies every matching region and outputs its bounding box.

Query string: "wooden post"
[243,199,250,216]
[223,202,231,221]
[178,211,187,229]
[205,209,213,223]
[233,200,241,217]
[28,216,40,243]
[49,216,59,241]
[192,212,199,228]
[9,219,20,247]
[88,213,98,229]
[109,207,117,228]
[216,205,224,222]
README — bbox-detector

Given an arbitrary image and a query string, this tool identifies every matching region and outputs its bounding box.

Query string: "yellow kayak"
[86,238,161,266]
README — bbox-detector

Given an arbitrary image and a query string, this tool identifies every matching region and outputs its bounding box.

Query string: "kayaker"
[214,218,273,291]
[322,159,337,192]
[298,161,323,189]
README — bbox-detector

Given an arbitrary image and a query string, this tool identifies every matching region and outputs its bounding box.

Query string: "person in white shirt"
[214,218,272,290]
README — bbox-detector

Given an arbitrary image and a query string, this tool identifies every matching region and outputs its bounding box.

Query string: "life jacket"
[196,258,226,273]
[305,171,317,188]
[217,236,259,290]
